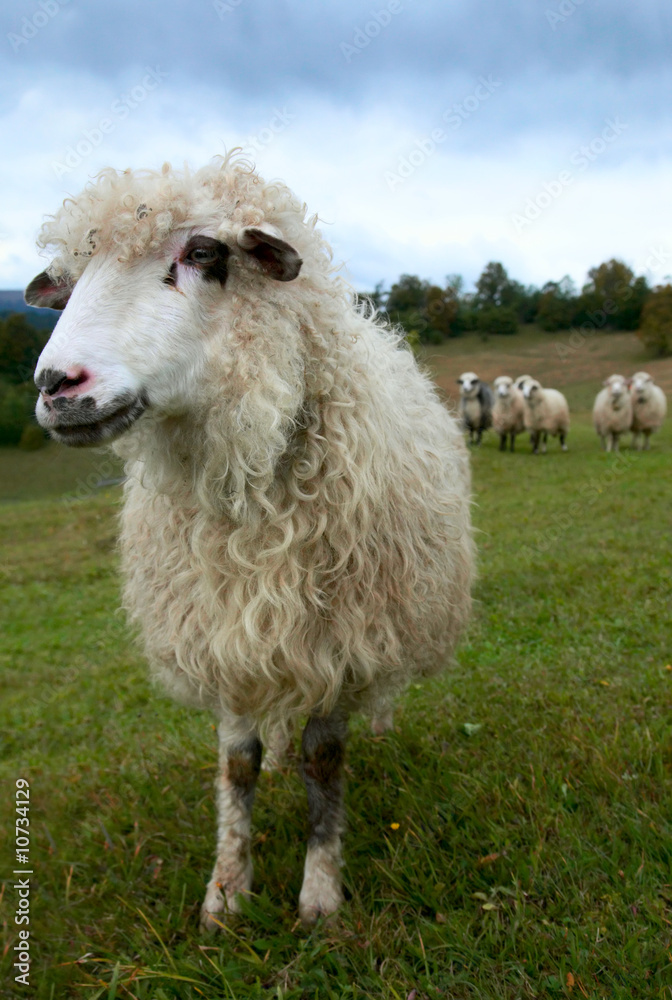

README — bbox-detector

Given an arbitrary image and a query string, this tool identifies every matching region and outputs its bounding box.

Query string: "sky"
[1,0,671,295]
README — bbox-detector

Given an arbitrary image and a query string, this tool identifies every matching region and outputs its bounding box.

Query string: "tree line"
[0,313,51,447]
[0,257,670,447]
[360,258,672,356]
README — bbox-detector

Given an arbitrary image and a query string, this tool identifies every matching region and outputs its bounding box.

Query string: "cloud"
[2,0,671,293]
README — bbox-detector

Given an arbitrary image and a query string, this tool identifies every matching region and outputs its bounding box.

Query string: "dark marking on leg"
[499,434,506,451]
[301,713,347,847]
[510,433,516,452]
[227,737,262,811]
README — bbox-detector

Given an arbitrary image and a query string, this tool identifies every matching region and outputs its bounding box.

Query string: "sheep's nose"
[35,366,92,399]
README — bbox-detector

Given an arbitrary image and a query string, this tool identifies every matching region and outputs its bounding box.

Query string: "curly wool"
[40,155,474,734]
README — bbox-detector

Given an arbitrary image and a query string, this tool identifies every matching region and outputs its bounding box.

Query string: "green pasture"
[1,335,671,998]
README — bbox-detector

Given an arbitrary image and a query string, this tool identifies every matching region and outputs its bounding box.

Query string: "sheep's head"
[603,374,628,406]
[514,374,532,392]
[522,378,542,402]
[457,372,480,398]
[26,161,307,448]
[630,371,653,401]
[493,375,514,398]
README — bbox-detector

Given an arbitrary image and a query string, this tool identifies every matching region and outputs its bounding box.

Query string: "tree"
[475,262,514,308]
[638,284,672,356]
[0,313,50,384]
[385,274,430,317]
[536,277,576,332]
[578,259,649,330]
[384,274,460,343]
[425,283,459,339]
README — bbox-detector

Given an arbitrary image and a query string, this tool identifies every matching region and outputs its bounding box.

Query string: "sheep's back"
[593,388,632,435]
[631,384,667,431]
[492,390,525,435]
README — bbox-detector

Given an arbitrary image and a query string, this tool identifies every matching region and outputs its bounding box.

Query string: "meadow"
[1,329,671,999]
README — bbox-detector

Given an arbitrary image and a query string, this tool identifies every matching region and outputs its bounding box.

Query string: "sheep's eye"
[186,246,219,265]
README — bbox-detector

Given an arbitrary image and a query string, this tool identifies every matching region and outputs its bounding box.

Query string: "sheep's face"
[604,375,627,405]
[630,371,653,401]
[457,372,480,398]
[27,225,302,447]
[522,379,542,403]
[494,376,513,398]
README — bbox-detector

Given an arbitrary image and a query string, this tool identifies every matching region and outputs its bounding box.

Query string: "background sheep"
[630,371,667,450]
[492,375,525,452]
[457,371,493,445]
[522,378,570,454]
[27,156,474,930]
[593,374,632,452]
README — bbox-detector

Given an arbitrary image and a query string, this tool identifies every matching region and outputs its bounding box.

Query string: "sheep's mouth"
[46,392,148,447]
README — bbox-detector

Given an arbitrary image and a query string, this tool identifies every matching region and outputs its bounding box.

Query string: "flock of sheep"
[457,370,667,454]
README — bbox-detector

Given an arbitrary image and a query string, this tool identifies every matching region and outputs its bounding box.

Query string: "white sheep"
[514,374,533,392]
[592,374,632,452]
[629,371,667,450]
[457,371,493,445]
[27,156,474,930]
[522,378,570,454]
[492,375,525,452]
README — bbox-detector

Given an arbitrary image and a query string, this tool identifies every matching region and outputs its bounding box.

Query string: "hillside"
[421,326,672,414]
[0,289,60,330]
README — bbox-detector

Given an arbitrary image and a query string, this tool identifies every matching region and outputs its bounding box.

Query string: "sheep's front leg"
[201,719,262,932]
[299,711,348,926]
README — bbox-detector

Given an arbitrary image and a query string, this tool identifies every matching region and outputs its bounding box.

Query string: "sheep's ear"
[25,270,73,310]
[237,226,302,281]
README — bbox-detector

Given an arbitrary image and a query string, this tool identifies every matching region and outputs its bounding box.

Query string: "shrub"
[638,284,672,357]
[19,422,47,451]
[476,306,518,336]
[0,381,38,446]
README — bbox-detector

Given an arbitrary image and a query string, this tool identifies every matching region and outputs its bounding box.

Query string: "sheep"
[522,378,570,454]
[492,375,525,452]
[457,371,493,445]
[514,374,533,392]
[27,155,474,931]
[592,374,632,452]
[629,371,667,450]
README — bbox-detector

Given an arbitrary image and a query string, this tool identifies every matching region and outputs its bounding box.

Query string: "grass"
[1,327,671,999]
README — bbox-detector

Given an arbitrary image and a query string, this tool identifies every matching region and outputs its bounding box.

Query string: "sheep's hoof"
[298,887,343,928]
[200,880,247,932]
[298,859,344,928]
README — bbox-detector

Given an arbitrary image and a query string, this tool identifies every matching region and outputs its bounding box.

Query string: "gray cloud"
[3,0,671,108]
